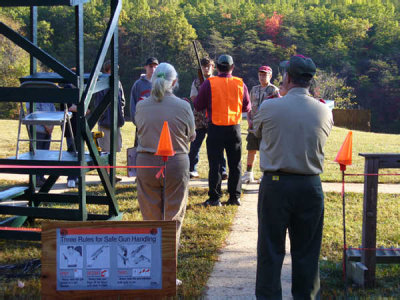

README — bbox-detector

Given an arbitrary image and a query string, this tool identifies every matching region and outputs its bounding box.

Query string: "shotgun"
[192,40,204,84]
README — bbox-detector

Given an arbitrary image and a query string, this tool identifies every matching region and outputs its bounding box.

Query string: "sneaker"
[202,199,222,207]
[226,198,241,206]
[176,279,182,286]
[189,171,199,179]
[241,171,254,184]
[115,176,122,182]
[221,171,228,180]
[67,179,76,188]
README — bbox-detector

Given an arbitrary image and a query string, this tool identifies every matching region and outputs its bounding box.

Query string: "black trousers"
[189,127,227,173]
[256,172,324,300]
[206,123,242,201]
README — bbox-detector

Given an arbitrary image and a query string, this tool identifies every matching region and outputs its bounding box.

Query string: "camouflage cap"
[200,57,214,66]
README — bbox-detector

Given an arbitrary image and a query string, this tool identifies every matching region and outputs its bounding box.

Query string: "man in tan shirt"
[253,55,333,299]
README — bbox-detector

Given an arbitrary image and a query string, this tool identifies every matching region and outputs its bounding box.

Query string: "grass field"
[0,119,399,297]
[1,119,399,183]
[0,182,237,298]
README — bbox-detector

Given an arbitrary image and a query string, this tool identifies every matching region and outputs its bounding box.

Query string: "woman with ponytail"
[135,63,195,282]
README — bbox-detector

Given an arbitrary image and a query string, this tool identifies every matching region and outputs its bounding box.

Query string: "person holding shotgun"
[195,54,251,207]
[188,56,227,179]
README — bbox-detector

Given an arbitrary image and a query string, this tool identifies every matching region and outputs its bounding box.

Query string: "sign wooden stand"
[41,221,176,299]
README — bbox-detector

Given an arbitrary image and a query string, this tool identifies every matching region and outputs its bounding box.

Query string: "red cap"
[259,66,272,73]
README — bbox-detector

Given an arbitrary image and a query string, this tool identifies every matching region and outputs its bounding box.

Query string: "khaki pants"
[136,152,189,249]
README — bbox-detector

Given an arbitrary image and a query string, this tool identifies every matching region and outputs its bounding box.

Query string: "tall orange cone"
[155,121,175,161]
[334,131,353,171]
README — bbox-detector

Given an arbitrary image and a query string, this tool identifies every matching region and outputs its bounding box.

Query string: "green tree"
[0,14,29,118]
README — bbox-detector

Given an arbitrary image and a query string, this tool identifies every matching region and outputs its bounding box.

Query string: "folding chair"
[16,81,76,160]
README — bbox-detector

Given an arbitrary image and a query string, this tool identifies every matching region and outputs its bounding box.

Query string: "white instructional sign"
[56,227,162,291]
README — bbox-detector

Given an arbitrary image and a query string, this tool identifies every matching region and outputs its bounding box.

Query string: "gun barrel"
[193,41,205,84]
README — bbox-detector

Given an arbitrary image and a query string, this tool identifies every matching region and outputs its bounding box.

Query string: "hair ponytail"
[151,63,178,102]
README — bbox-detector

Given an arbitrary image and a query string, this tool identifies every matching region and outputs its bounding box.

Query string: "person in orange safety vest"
[194,54,251,207]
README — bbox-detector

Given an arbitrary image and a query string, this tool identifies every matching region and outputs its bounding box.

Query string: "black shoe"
[202,199,222,207]
[221,172,228,180]
[226,198,241,206]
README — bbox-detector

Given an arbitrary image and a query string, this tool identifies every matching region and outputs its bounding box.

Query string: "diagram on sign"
[60,245,83,269]
[132,268,151,277]
[86,245,110,268]
[118,244,151,268]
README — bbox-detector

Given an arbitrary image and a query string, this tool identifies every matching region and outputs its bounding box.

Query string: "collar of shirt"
[140,74,152,83]
[218,73,233,78]
[286,87,310,96]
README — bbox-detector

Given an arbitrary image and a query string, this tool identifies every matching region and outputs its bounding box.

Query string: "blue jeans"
[189,128,226,174]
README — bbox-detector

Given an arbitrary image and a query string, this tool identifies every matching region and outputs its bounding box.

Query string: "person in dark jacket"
[94,60,125,153]
[94,60,125,182]
[129,57,158,148]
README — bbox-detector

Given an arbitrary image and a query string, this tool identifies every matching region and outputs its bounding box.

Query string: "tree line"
[1,0,399,132]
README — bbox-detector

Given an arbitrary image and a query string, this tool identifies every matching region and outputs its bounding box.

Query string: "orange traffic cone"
[335,131,353,171]
[155,121,176,161]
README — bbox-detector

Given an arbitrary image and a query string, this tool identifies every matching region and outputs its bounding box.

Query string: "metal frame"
[0,0,123,240]
[16,81,77,160]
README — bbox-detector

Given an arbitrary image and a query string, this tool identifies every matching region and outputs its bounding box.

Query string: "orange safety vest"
[209,76,244,126]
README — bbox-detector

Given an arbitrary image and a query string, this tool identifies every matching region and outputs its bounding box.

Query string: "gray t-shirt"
[130,75,152,124]
[135,93,195,154]
[253,87,333,175]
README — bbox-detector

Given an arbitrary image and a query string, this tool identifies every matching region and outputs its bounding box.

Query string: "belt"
[263,170,318,177]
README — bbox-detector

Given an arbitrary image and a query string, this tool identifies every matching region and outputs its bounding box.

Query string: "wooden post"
[361,156,379,287]
[359,154,400,286]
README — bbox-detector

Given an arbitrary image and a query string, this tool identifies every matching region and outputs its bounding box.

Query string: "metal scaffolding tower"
[0,0,123,240]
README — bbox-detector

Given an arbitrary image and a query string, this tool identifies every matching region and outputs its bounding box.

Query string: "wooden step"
[0,186,28,201]
[347,247,400,264]
[0,200,28,206]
